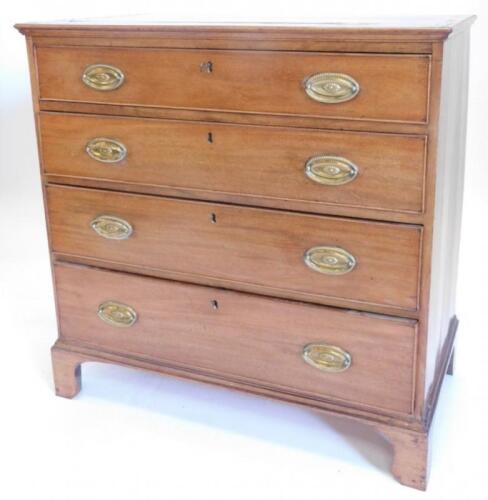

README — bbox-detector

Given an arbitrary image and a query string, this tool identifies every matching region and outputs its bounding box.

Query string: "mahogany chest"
[16,16,475,489]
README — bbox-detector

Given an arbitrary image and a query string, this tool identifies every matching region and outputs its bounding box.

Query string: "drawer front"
[37,47,430,123]
[41,113,427,215]
[47,186,421,311]
[55,263,417,414]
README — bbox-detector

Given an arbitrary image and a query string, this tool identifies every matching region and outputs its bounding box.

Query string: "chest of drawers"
[16,16,475,490]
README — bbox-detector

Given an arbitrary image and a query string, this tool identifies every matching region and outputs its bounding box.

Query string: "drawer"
[37,47,430,123]
[40,113,427,215]
[47,186,421,312]
[54,263,417,414]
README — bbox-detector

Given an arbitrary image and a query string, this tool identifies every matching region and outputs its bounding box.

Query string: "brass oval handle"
[97,301,137,327]
[91,215,133,240]
[304,246,356,275]
[86,138,127,163]
[303,343,352,373]
[305,156,359,186]
[304,72,360,104]
[82,64,125,91]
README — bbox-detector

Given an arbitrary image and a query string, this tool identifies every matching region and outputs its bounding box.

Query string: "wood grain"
[376,424,429,490]
[51,346,82,398]
[16,17,475,490]
[36,47,431,124]
[16,15,476,41]
[54,262,417,414]
[50,292,457,428]
[32,35,435,54]
[46,185,422,312]
[40,112,427,216]
[37,100,432,136]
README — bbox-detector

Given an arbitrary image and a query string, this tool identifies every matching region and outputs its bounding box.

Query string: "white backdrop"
[1,2,487,499]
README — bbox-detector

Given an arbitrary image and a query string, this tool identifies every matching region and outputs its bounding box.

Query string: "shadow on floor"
[55,360,393,477]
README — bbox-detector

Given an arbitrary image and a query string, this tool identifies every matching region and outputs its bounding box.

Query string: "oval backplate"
[82,64,125,91]
[303,343,352,373]
[304,246,356,275]
[305,155,359,186]
[97,301,138,327]
[90,215,133,240]
[86,138,127,163]
[304,72,360,104]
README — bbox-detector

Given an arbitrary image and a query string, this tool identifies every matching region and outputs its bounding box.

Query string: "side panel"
[424,31,471,403]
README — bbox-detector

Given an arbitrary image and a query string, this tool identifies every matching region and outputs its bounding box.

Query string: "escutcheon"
[86,138,127,163]
[305,155,359,186]
[97,301,138,327]
[304,72,360,104]
[302,344,352,372]
[82,64,125,91]
[90,215,133,240]
[304,246,356,275]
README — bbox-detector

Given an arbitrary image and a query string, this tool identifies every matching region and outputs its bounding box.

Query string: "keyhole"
[207,132,213,144]
[210,213,217,223]
[211,299,219,310]
[200,61,213,73]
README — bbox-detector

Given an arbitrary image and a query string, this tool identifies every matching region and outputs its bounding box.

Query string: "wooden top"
[15,15,476,41]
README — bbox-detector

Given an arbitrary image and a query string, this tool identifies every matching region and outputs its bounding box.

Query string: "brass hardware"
[91,215,133,240]
[200,61,213,73]
[305,156,358,186]
[304,72,360,104]
[304,246,356,275]
[97,301,137,327]
[302,344,352,372]
[82,64,125,91]
[86,138,127,163]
